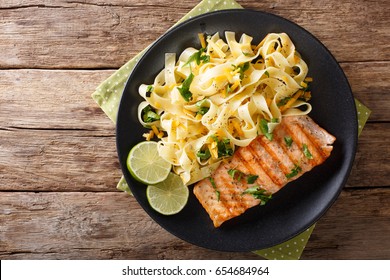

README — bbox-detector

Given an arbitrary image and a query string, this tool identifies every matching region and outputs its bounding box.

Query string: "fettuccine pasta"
[138,32,312,185]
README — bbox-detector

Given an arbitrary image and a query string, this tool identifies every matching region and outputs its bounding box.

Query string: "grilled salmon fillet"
[193,115,336,227]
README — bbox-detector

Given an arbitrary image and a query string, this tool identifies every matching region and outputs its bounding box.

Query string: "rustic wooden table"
[1,0,389,260]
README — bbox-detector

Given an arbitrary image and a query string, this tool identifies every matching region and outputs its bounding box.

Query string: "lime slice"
[127,141,171,185]
[146,173,189,215]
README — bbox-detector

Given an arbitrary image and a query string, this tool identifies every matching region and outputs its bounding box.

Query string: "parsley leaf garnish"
[232,62,250,80]
[178,73,194,102]
[242,186,272,205]
[238,62,250,79]
[141,105,160,123]
[227,169,258,184]
[185,48,210,66]
[259,119,273,141]
[284,136,293,147]
[277,96,291,107]
[302,144,313,159]
[145,85,154,97]
[218,138,233,158]
[146,85,154,93]
[286,164,302,179]
[211,136,233,158]
[195,99,209,115]
[197,107,209,115]
[196,148,211,161]
[247,174,259,184]
[208,177,220,201]
[228,169,243,181]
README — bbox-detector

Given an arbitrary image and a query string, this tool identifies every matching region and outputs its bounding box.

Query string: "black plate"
[116,9,358,252]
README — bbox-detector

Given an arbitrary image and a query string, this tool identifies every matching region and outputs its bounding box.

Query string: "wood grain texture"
[340,61,390,122]
[302,188,390,259]
[0,69,115,131]
[0,0,389,259]
[0,188,388,260]
[0,0,389,69]
[346,123,390,188]
[0,191,258,260]
[0,129,119,192]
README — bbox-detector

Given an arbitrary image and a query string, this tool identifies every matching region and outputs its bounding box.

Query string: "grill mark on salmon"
[288,116,334,158]
[282,120,323,166]
[237,145,284,189]
[233,152,280,194]
[193,115,336,227]
[256,136,295,175]
[277,121,316,173]
[271,127,300,171]
[248,143,287,186]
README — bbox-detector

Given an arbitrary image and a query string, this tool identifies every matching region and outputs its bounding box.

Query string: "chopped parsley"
[146,85,154,93]
[145,85,154,97]
[264,70,270,78]
[302,144,313,159]
[284,136,293,147]
[211,136,234,158]
[259,119,273,141]
[247,174,259,184]
[197,106,209,115]
[178,73,194,102]
[286,164,302,179]
[242,186,272,205]
[232,62,250,80]
[227,169,258,184]
[185,48,210,66]
[196,148,211,161]
[141,105,160,123]
[228,169,243,181]
[238,62,250,79]
[208,177,220,201]
[277,96,291,106]
[195,99,209,115]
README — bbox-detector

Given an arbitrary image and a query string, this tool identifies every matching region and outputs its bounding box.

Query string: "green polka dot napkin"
[91,0,371,260]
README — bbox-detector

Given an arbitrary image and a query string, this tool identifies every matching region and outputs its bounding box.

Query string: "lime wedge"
[146,173,189,215]
[127,141,171,185]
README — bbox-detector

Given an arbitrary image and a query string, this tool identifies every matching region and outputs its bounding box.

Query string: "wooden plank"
[0,129,119,192]
[0,69,115,131]
[0,0,388,69]
[0,1,191,69]
[0,191,258,260]
[341,61,390,122]
[347,123,390,187]
[0,188,388,259]
[303,188,390,259]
